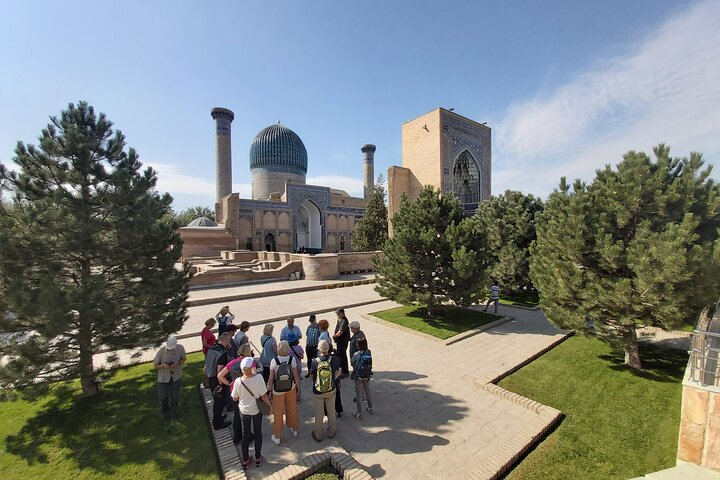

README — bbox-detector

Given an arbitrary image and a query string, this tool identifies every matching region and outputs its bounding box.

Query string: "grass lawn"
[498,336,686,480]
[0,352,217,480]
[306,465,341,479]
[371,304,499,339]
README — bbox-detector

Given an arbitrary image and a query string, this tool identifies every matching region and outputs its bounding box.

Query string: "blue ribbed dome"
[249,123,308,175]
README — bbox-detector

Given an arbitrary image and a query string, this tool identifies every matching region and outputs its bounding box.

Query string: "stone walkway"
[96,279,570,479]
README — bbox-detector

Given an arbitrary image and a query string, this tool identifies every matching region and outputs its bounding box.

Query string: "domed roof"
[249,123,308,175]
[186,216,217,227]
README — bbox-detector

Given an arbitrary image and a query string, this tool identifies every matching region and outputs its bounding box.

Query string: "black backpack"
[354,350,373,379]
[274,356,294,392]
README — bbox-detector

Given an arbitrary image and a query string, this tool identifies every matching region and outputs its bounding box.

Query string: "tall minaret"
[361,144,376,199]
[211,107,234,202]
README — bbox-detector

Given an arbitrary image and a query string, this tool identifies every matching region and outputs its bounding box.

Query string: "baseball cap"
[166,336,177,350]
[240,357,254,369]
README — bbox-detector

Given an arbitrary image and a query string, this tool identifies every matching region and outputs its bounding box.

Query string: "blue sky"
[1,1,718,211]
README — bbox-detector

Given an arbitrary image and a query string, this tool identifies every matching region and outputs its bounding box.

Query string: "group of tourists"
[156,306,374,470]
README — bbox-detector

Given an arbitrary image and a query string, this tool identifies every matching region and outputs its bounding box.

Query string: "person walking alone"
[483,279,501,314]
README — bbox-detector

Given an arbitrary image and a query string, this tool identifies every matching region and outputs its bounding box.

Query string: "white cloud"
[147,163,215,196]
[495,0,720,197]
[307,175,364,197]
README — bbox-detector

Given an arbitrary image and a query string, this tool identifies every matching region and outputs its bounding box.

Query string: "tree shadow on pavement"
[336,369,466,476]
[4,358,216,478]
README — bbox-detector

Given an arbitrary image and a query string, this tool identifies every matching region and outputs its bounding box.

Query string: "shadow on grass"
[4,356,215,477]
[598,343,688,383]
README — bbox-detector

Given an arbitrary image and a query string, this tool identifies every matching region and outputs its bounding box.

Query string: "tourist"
[234,321,251,349]
[205,332,232,430]
[231,357,271,469]
[218,343,255,444]
[216,305,235,335]
[483,279,501,314]
[333,308,351,377]
[348,321,365,359]
[318,319,332,348]
[281,316,304,377]
[201,318,217,356]
[350,337,374,419]
[226,324,239,360]
[310,339,341,442]
[267,340,301,445]
[259,323,277,384]
[153,335,186,420]
[305,314,320,378]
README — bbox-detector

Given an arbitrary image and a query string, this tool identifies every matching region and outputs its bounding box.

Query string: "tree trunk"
[619,325,642,370]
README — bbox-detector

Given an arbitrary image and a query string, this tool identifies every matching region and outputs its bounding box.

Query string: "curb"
[187,278,377,307]
[360,312,510,346]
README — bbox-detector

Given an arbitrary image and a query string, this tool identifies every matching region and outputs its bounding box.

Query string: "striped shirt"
[489,285,501,300]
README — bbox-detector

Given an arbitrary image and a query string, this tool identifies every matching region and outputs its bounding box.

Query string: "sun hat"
[166,336,177,350]
[240,357,254,369]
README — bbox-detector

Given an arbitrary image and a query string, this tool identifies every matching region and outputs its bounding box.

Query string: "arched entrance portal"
[296,199,322,251]
[452,150,481,205]
[264,233,276,252]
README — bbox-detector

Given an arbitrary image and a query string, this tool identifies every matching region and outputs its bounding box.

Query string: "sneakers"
[255,455,263,467]
[270,434,280,445]
[242,456,253,469]
[291,428,298,438]
[353,412,362,419]
[367,408,373,414]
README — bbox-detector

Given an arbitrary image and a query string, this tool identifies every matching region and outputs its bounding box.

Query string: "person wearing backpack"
[259,323,277,384]
[350,337,374,419]
[267,340,301,445]
[310,339,341,442]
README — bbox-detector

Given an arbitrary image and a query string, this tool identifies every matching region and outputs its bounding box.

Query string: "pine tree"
[352,176,388,252]
[471,190,543,295]
[0,102,189,396]
[530,145,720,369]
[375,186,487,315]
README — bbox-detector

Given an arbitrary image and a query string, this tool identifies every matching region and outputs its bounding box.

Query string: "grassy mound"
[371,304,499,339]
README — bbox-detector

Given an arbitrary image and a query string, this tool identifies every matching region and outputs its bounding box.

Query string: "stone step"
[641,463,720,480]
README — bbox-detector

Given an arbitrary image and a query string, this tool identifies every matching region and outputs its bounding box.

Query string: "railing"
[688,329,720,386]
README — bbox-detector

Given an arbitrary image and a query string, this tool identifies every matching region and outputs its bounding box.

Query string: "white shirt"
[231,374,268,415]
[269,355,298,395]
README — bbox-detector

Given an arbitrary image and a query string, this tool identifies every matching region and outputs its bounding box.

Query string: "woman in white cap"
[232,356,272,469]
[153,335,186,419]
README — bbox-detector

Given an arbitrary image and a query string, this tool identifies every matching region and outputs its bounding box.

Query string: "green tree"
[530,145,720,370]
[375,186,487,315]
[352,175,388,251]
[0,101,189,396]
[173,205,215,228]
[471,190,543,295]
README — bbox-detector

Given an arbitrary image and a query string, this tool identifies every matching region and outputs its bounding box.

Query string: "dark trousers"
[336,340,349,374]
[158,378,182,418]
[241,413,263,461]
[209,377,226,428]
[232,400,255,444]
[306,345,318,373]
[324,378,343,415]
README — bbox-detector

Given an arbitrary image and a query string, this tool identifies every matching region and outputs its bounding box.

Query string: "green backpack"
[315,356,335,394]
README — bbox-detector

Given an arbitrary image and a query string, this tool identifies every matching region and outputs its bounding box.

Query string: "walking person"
[267,341,301,445]
[216,305,235,335]
[310,340,341,442]
[305,314,320,378]
[483,279,501,314]
[153,335,186,420]
[231,357,272,470]
[350,337,374,419]
[205,333,232,430]
[333,308,351,377]
[259,323,277,384]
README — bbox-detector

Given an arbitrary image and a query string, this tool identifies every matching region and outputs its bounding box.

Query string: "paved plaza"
[98,279,569,479]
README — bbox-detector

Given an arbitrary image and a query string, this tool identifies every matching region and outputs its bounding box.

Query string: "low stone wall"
[187,260,303,287]
[337,251,382,274]
[220,250,258,262]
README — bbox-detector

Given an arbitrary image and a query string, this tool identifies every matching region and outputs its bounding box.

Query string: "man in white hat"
[153,335,186,419]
